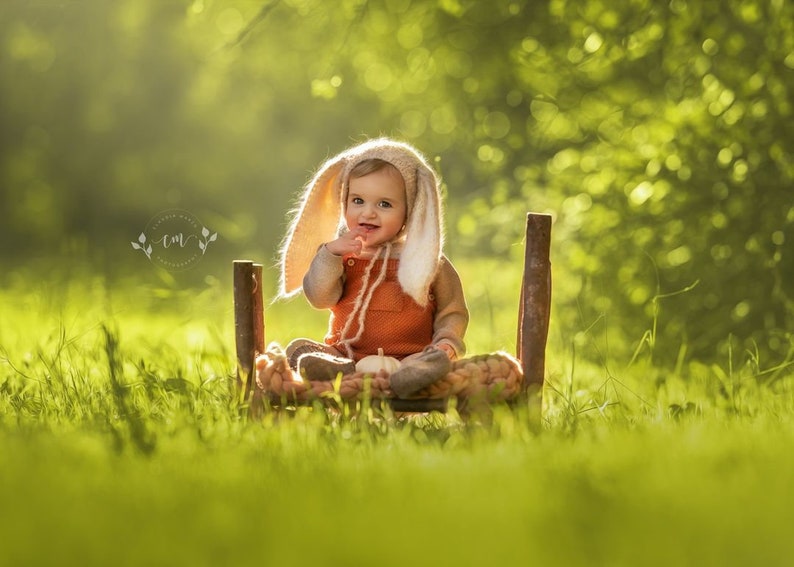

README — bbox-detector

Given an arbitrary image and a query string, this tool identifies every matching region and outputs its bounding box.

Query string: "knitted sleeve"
[430,256,469,358]
[302,245,345,309]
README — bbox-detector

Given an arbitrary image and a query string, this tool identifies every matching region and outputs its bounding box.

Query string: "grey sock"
[288,345,322,369]
[286,338,335,370]
[389,348,451,398]
[297,352,355,382]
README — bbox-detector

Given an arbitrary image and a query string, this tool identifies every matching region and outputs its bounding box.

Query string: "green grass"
[2,264,794,566]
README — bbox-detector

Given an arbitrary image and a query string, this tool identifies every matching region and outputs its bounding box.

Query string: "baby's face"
[344,167,407,254]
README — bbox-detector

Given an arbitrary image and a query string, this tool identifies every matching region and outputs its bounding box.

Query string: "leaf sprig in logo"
[131,233,153,259]
[198,226,218,255]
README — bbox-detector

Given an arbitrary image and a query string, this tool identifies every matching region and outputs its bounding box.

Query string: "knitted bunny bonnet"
[279,138,443,307]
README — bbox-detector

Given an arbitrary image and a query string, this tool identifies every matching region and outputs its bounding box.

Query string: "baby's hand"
[325,227,366,257]
[434,343,456,361]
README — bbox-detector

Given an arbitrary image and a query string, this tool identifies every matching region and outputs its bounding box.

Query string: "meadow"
[2,260,794,567]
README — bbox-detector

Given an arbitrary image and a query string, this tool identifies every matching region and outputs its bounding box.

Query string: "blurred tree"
[0,0,791,366]
[304,0,794,365]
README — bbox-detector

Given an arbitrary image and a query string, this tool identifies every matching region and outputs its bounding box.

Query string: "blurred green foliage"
[1,0,792,365]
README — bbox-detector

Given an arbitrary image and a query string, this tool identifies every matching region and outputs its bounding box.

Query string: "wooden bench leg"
[233,260,264,405]
[517,213,552,417]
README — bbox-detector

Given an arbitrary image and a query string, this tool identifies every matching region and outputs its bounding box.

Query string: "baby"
[279,138,469,398]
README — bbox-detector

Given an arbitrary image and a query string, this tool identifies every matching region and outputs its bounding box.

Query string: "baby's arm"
[302,245,346,309]
[304,228,369,307]
[430,257,470,360]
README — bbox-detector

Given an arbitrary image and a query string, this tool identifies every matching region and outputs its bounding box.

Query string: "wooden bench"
[233,212,551,414]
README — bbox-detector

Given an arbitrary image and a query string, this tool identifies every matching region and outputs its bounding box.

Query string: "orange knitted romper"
[325,256,435,361]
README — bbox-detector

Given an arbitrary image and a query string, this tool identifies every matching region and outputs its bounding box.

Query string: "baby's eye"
[351,197,364,205]
[378,200,392,208]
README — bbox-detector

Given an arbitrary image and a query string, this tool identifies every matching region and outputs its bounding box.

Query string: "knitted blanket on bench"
[253,343,523,404]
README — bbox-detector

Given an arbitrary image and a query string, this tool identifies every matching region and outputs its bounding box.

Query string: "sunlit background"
[1,0,792,366]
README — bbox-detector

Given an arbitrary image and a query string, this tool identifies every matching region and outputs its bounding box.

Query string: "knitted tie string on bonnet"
[337,242,393,359]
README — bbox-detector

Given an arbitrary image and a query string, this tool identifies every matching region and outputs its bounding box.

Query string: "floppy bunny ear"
[398,165,443,307]
[279,161,345,298]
